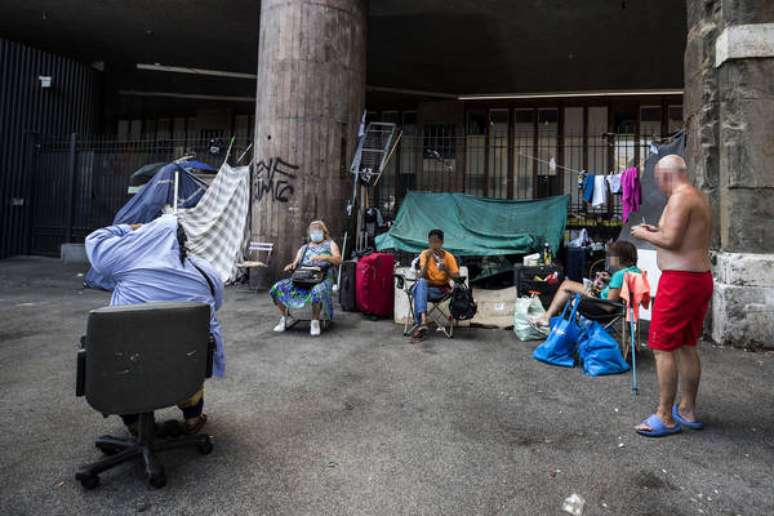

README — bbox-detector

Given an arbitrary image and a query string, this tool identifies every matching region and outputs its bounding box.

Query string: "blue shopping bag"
[577,318,630,376]
[532,295,581,368]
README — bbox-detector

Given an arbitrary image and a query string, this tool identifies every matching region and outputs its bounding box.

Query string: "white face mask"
[309,230,324,243]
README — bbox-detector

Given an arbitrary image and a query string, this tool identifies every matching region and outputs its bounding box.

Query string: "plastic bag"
[577,317,630,376]
[532,295,581,368]
[513,296,549,341]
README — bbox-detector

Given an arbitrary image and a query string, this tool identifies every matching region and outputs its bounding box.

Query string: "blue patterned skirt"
[269,278,334,320]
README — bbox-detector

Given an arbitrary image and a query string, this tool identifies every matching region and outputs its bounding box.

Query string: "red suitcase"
[355,252,395,317]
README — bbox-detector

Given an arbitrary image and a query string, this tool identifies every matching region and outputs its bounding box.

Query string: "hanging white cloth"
[606,173,622,194]
[592,175,608,209]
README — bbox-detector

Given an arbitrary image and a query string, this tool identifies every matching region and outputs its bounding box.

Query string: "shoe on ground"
[310,320,321,336]
[273,316,291,332]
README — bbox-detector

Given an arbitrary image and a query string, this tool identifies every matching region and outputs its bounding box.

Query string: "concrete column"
[684,1,774,348]
[252,0,367,284]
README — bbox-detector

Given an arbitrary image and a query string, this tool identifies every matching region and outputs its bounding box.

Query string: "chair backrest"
[84,302,211,415]
[248,241,273,264]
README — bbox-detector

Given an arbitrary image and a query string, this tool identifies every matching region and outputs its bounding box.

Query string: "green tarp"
[376,192,569,256]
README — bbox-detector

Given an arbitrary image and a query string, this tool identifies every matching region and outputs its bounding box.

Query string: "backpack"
[449,284,477,321]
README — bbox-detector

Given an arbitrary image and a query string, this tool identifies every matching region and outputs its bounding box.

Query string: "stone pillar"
[252,0,367,285]
[684,1,774,348]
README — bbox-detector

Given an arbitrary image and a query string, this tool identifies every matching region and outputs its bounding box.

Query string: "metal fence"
[373,131,662,238]
[27,136,252,256]
[24,130,663,257]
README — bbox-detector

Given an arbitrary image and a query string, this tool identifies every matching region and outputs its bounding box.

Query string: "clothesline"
[517,152,583,174]
[518,151,652,177]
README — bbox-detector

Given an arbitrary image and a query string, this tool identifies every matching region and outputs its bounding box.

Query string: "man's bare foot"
[677,405,697,423]
[635,412,676,432]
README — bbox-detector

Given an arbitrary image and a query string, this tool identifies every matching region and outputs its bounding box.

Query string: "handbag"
[577,318,630,376]
[513,296,549,341]
[291,246,328,289]
[532,294,581,368]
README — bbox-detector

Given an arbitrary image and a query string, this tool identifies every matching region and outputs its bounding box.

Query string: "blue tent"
[114,161,211,225]
[85,161,212,290]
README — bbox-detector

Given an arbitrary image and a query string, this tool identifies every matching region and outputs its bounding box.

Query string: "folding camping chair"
[394,262,465,339]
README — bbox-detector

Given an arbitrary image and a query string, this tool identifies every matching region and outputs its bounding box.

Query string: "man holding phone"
[631,154,713,437]
[410,229,460,340]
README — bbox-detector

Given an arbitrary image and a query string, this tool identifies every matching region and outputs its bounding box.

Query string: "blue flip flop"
[672,405,704,430]
[636,414,682,438]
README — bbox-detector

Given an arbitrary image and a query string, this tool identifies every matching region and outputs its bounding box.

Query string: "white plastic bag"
[513,296,550,341]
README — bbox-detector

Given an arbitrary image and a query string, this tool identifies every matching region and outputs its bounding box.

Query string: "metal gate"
[27,135,252,256]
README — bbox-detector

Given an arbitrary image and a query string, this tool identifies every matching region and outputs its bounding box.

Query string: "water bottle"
[543,243,553,265]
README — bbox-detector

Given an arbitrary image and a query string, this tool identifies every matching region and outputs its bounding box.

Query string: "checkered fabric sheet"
[178,161,250,284]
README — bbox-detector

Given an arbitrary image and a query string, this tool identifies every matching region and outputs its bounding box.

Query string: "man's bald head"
[656,154,687,174]
[654,154,689,194]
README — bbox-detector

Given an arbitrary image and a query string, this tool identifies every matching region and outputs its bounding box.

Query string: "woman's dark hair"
[608,240,638,267]
[177,224,189,265]
[428,229,444,240]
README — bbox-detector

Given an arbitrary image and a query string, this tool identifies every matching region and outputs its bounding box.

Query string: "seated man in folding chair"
[532,241,641,327]
[410,229,460,341]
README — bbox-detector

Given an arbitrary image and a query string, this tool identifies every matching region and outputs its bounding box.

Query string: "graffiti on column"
[255,158,298,203]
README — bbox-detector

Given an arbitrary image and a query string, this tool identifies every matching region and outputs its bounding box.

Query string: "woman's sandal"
[183,414,208,434]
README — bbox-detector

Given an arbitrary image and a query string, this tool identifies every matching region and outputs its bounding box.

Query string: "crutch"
[630,305,638,398]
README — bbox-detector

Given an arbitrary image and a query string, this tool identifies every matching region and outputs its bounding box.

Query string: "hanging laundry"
[606,173,622,194]
[582,173,596,203]
[592,175,608,209]
[549,157,557,173]
[577,170,587,189]
[621,166,641,222]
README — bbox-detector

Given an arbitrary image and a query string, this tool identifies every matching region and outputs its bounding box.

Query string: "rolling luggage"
[355,252,395,317]
[339,260,358,312]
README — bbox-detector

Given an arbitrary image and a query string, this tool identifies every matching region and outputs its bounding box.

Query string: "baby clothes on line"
[606,173,622,194]
[592,175,608,208]
[582,173,596,203]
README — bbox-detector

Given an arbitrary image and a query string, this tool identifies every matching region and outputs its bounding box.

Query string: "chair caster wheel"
[96,444,119,456]
[79,474,100,490]
[147,471,167,489]
[198,437,214,455]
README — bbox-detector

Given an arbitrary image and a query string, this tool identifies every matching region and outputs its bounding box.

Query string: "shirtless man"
[630,154,713,437]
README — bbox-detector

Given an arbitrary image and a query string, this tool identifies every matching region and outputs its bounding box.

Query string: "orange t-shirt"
[420,250,459,286]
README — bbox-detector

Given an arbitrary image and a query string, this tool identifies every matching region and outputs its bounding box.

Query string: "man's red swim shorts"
[648,270,714,352]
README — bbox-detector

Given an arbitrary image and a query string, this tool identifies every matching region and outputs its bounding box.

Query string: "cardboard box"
[468,287,517,329]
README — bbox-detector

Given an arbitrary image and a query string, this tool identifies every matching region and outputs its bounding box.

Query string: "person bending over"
[411,229,460,340]
[533,240,640,327]
[85,214,225,435]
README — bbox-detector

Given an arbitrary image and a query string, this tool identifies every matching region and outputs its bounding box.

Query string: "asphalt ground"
[1,256,772,515]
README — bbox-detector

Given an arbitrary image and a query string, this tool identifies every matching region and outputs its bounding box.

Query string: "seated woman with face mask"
[532,240,641,327]
[269,220,342,336]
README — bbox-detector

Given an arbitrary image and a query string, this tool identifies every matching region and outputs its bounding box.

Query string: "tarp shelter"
[376,192,569,256]
[618,131,686,250]
[129,159,216,187]
[113,161,210,225]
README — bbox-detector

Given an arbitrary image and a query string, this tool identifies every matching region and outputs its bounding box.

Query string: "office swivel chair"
[75,302,215,489]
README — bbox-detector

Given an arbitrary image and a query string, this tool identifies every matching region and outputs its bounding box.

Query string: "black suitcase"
[513,264,564,309]
[339,260,358,312]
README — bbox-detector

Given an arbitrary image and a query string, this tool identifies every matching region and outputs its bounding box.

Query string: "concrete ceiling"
[0,0,686,98]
